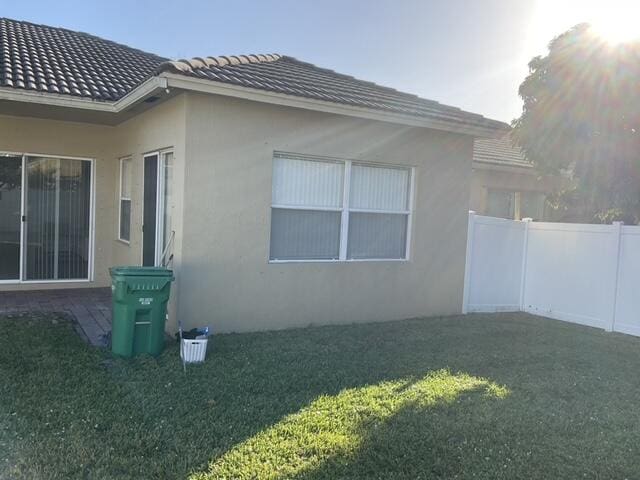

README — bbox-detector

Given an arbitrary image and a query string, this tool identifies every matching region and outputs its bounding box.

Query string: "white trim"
[271,204,342,212]
[269,258,409,264]
[163,74,504,138]
[2,71,504,137]
[117,156,132,243]
[0,151,95,283]
[339,161,352,260]
[349,207,410,215]
[88,159,96,282]
[19,155,26,282]
[405,166,416,261]
[269,154,414,263]
[0,76,168,113]
[141,149,174,267]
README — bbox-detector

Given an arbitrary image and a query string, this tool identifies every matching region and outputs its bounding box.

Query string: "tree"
[512,23,640,224]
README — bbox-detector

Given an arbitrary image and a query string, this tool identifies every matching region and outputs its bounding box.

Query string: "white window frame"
[141,149,174,267]
[0,150,95,284]
[269,153,415,263]
[117,156,132,244]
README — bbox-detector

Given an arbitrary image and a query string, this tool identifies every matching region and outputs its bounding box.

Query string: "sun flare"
[588,3,640,44]
[531,0,640,49]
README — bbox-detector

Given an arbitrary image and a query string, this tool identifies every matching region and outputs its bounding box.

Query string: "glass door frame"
[141,149,173,267]
[0,151,96,284]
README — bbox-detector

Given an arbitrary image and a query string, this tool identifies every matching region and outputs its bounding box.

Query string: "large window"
[118,157,132,242]
[270,153,413,261]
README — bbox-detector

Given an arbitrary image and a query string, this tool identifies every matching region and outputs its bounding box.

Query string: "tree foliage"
[513,23,640,224]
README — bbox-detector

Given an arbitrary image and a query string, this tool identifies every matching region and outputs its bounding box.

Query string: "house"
[0,18,507,332]
[470,134,561,220]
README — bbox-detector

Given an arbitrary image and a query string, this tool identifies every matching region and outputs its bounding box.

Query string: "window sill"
[116,238,131,246]
[269,258,409,264]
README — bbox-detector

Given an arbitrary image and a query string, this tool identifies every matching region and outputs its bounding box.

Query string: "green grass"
[2,312,640,479]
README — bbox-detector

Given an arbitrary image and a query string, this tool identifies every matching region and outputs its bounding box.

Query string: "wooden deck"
[0,287,112,346]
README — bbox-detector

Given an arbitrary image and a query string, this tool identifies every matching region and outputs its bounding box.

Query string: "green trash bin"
[109,266,175,358]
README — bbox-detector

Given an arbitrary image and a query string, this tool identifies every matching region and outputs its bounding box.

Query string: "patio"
[0,288,112,346]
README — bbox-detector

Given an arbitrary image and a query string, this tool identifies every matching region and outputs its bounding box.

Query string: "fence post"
[519,218,532,311]
[462,211,476,314]
[608,221,624,332]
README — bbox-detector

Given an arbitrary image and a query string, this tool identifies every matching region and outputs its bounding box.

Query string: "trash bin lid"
[110,266,174,278]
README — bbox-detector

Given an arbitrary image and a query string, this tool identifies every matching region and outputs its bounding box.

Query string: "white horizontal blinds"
[348,164,411,259]
[272,156,343,208]
[270,155,344,260]
[349,164,410,212]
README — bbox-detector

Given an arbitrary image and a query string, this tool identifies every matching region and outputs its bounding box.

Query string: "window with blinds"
[270,153,413,261]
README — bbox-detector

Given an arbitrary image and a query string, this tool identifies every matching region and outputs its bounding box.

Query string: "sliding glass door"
[0,153,93,282]
[0,155,22,280]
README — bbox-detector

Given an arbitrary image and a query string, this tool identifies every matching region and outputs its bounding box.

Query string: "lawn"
[2,313,640,479]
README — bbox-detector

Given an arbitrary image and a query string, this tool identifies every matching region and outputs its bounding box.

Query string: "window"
[486,189,516,219]
[520,191,546,220]
[485,189,547,221]
[118,157,132,242]
[270,153,413,261]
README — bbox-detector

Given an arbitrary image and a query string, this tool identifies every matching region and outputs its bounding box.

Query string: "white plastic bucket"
[180,338,208,363]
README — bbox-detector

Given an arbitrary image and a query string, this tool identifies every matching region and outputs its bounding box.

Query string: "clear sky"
[1,0,631,123]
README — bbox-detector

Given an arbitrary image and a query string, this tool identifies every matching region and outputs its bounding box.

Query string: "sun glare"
[588,3,640,44]
[529,0,640,52]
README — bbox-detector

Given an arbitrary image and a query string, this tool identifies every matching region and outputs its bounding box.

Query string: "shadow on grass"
[191,370,509,479]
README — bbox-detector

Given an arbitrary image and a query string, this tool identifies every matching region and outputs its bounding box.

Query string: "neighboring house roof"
[473,135,533,168]
[0,17,507,133]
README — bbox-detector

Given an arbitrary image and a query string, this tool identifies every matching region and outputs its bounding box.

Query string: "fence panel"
[464,212,640,337]
[612,226,640,336]
[522,222,618,330]
[464,214,525,312]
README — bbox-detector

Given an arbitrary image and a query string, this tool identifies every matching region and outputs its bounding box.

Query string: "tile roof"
[159,55,507,131]
[0,17,166,101]
[0,17,507,132]
[473,135,532,168]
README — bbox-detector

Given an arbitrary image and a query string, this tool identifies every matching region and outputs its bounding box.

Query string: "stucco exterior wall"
[0,114,115,290]
[178,92,473,333]
[0,95,187,304]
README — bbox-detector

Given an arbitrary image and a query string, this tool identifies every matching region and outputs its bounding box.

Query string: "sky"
[1,0,632,123]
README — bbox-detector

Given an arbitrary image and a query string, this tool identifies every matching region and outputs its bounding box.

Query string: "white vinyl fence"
[463,212,640,336]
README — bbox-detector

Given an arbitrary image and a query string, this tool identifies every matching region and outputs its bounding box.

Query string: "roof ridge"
[158,53,282,74]
[0,17,168,62]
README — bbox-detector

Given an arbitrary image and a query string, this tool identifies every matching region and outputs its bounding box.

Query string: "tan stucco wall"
[470,163,558,217]
[0,114,115,290]
[0,95,187,307]
[178,92,473,333]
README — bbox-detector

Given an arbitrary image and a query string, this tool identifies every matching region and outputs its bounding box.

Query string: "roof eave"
[160,72,507,138]
[0,76,168,115]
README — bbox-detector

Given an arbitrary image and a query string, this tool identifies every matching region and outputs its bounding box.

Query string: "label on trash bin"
[139,297,153,305]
